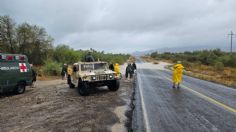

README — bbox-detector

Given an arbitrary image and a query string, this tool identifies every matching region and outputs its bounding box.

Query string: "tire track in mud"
[0,78,133,132]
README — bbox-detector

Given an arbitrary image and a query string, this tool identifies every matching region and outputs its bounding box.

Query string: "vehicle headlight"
[91,76,96,80]
[109,74,113,79]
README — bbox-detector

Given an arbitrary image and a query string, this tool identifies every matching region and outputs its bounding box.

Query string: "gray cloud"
[1,0,236,53]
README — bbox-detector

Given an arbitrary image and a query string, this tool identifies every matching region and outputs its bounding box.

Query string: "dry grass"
[183,65,236,88]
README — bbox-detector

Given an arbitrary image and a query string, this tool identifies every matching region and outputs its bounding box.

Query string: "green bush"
[214,61,224,71]
[42,60,61,76]
[150,49,236,68]
[151,51,158,58]
[182,61,191,68]
[52,45,129,65]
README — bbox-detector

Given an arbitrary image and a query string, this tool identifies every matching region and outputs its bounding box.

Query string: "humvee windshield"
[81,63,107,71]
[81,64,93,71]
[94,63,107,70]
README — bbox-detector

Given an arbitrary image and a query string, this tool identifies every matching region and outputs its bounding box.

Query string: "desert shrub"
[182,61,194,70]
[52,45,129,65]
[150,51,158,58]
[227,55,236,67]
[42,60,61,76]
[214,61,224,71]
[219,54,236,67]
[151,49,236,68]
[53,45,83,64]
[198,51,217,65]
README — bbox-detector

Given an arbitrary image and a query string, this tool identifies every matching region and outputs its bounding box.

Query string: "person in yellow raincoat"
[114,63,120,77]
[172,61,184,88]
[67,65,73,87]
[72,64,78,85]
[67,65,73,76]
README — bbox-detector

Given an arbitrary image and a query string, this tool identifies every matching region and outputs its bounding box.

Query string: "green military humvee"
[0,53,33,94]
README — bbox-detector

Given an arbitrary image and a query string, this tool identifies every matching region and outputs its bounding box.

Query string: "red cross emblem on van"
[19,63,27,72]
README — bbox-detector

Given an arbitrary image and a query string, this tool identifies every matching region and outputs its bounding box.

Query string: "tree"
[0,15,17,53]
[30,25,53,64]
[16,23,53,64]
[16,23,32,54]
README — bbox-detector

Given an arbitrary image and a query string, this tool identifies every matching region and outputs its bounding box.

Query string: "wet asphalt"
[132,61,236,132]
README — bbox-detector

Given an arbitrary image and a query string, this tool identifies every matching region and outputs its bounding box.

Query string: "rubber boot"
[172,83,176,89]
[177,83,180,89]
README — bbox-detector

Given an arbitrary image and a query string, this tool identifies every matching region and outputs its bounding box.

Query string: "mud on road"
[0,78,133,132]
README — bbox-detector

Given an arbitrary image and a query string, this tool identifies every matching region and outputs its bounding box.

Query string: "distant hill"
[132,45,232,56]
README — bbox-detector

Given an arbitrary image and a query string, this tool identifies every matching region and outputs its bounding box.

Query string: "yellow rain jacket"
[67,66,73,76]
[172,63,184,83]
[114,63,120,76]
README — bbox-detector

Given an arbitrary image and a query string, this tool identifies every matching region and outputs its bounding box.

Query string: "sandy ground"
[0,67,133,132]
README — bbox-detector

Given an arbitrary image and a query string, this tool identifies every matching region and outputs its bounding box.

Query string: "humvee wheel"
[69,83,75,88]
[108,80,120,91]
[78,81,90,96]
[15,82,26,94]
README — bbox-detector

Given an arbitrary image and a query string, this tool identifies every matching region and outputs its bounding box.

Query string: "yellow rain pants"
[114,63,120,76]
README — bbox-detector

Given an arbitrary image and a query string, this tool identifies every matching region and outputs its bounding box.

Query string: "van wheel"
[78,82,90,96]
[15,82,26,94]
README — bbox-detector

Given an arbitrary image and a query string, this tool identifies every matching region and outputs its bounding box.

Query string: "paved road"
[132,60,236,132]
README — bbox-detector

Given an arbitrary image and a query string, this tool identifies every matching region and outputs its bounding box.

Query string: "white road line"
[137,70,151,132]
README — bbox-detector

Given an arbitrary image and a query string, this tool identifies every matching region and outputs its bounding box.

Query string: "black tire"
[108,80,120,91]
[78,81,90,96]
[15,82,26,94]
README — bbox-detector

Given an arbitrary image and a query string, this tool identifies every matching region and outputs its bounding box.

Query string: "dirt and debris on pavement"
[0,78,134,132]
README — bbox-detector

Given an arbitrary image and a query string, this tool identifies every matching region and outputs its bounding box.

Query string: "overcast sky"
[1,0,236,53]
